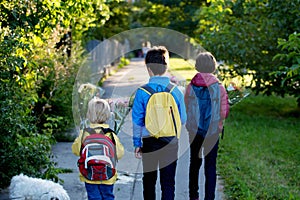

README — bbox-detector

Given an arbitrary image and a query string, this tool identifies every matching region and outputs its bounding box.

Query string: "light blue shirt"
[132,76,187,147]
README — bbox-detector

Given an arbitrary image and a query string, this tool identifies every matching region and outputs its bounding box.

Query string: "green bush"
[0,0,116,188]
[33,42,86,140]
[118,56,130,68]
[0,30,85,189]
[0,83,56,188]
[0,33,58,188]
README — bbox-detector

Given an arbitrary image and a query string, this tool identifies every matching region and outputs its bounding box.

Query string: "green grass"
[169,57,197,82]
[218,95,300,199]
[169,58,300,199]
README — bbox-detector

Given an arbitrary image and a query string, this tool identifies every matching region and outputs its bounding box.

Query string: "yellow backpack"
[140,83,181,139]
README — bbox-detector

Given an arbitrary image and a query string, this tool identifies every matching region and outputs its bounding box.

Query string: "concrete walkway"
[0,58,224,200]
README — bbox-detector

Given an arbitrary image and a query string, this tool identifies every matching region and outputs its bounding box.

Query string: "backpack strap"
[140,83,176,95]
[101,127,117,145]
[83,127,98,135]
[164,83,176,93]
[208,82,221,101]
[80,127,100,153]
[82,127,116,145]
[100,127,118,160]
[140,84,155,95]
[165,83,178,136]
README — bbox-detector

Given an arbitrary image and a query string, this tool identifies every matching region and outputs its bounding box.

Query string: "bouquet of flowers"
[226,82,251,106]
[77,83,105,129]
[107,93,135,134]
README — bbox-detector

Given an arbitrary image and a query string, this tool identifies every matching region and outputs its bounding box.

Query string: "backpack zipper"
[170,106,177,137]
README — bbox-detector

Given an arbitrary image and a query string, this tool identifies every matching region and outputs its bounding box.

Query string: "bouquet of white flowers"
[107,93,135,134]
[226,82,251,106]
[77,83,105,129]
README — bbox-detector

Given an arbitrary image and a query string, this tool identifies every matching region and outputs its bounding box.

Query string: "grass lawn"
[169,58,300,199]
[220,96,299,199]
[169,57,197,82]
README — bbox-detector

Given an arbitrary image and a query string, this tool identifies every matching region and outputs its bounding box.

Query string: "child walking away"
[132,46,187,200]
[185,52,229,200]
[72,97,124,200]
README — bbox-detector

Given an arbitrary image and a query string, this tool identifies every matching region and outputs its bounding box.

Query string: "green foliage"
[0,57,56,188]
[195,0,300,100]
[218,95,300,199]
[33,41,87,137]
[131,1,172,28]
[0,13,54,187]
[91,1,131,40]
[148,0,206,37]
[271,33,300,106]
[118,57,130,68]
[0,0,115,188]
[91,0,204,44]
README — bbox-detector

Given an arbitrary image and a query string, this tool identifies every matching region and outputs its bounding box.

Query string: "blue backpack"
[185,82,221,137]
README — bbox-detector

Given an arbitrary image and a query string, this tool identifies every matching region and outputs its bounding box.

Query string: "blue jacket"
[132,76,187,147]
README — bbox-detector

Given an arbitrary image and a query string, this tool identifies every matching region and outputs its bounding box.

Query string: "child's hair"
[86,97,111,124]
[195,52,217,73]
[145,46,169,75]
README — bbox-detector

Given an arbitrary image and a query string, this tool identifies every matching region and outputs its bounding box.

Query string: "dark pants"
[189,134,219,200]
[142,137,178,200]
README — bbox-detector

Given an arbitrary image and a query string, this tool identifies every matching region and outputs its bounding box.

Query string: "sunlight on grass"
[169,57,255,87]
[169,58,197,82]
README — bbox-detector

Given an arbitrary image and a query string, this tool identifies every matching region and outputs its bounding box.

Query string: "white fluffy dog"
[9,174,70,200]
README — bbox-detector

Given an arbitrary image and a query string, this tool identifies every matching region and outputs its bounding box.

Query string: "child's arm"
[178,91,187,124]
[184,83,192,106]
[132,123,143,148]
[111,133,124,160]
[131,89,146,148]
[173,86,187,124]
[71,131,84,156]
[132,123,143,159]
[220,85,230,119]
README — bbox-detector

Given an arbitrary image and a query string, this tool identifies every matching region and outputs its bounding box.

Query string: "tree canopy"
[194,0,299,104]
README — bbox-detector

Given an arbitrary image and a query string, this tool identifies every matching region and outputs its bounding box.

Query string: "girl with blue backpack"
[185,52,229,200]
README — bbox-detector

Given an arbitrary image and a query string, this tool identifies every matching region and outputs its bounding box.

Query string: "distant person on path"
[72,97,124,200]
[185,52,229,200]
[132,46,187,200]
[142,41,151,58]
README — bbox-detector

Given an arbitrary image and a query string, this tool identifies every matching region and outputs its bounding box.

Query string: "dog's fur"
[9,174,70,200]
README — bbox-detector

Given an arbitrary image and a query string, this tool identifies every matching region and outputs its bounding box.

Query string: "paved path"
[0,58,224,200]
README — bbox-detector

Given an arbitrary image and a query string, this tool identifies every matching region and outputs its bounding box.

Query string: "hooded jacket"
[184,73,229,132]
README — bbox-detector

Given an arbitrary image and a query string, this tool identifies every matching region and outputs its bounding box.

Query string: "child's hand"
[135,147,142,159]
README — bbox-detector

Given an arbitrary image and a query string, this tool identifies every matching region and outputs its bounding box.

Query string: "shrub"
[0,80,56,188]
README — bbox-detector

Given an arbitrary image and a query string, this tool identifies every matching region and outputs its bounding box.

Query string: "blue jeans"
[85,183,114,200]
[142,137,178,200]
[189,134,219,200]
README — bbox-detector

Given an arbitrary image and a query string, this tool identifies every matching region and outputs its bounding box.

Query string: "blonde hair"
[86,97,111,124]
[195,52,217,73]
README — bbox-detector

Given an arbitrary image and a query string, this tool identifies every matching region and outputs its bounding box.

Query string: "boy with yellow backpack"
[132,46,187,200]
